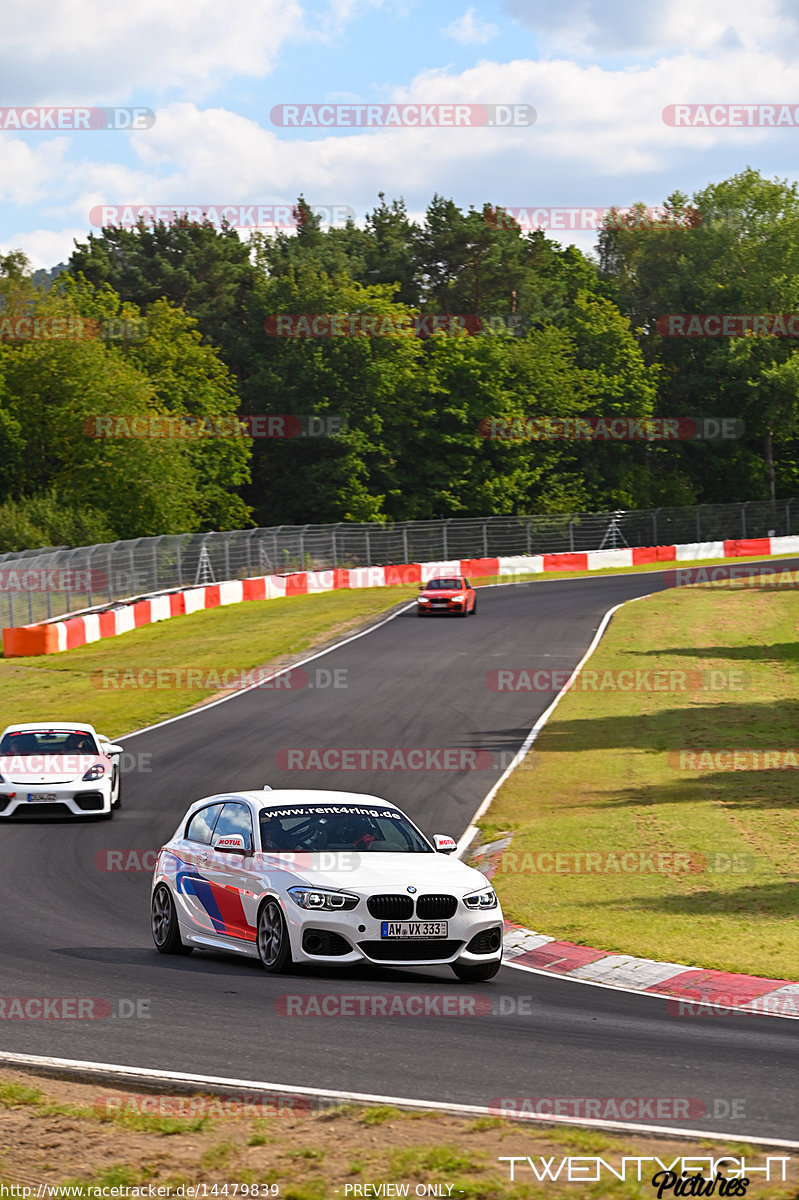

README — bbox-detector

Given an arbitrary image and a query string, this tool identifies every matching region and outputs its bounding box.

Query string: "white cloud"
[443,7,498,46]
[502,0,792,59]
[0,0,308,102]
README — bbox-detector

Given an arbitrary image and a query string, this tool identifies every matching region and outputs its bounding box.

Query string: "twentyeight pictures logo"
[0,107,154,130]
[270,103,535,128]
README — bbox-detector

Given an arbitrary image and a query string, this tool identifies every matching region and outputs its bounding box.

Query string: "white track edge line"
[1,1051,796,1148]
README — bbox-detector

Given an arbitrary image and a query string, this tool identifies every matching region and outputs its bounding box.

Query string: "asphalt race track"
[1,564,798,1141]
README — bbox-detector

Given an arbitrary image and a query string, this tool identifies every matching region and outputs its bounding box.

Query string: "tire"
[451,958,501,982]
[111,766,122,809]
[417,609,426,617]
[99,807,113,821]
[151,884,193,955]
[458,606,468,617]
[471,598,478,615]
[256,898,293,973]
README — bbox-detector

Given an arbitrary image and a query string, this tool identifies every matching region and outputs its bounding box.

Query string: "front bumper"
[284,902,504,967]
[0,780,111,817]
[417,600,467,615]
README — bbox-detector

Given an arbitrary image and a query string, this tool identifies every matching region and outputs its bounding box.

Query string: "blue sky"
[4,0,799,267]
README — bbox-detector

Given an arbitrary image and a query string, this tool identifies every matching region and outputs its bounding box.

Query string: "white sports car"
[0,722,124,819]
[151,789,503,981]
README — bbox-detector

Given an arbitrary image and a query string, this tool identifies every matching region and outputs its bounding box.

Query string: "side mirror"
[105,743,124,756]
[433,834,457,854]
[418,582,427,590]
[213,833,249,855]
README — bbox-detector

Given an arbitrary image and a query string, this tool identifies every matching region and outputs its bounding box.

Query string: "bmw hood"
[259,851,492,895]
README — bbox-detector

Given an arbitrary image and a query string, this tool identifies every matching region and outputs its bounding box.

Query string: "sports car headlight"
[288,887,359,911]
[463,887,498,909]
[82,764,106,781]
[417,597,430,603]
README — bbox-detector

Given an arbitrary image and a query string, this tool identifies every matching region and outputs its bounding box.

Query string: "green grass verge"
[484,581,799,979]
[0,586,416,737]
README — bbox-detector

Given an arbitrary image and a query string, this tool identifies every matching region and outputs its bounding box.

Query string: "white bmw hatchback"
[151,789,503,981]
[0,722,123,819]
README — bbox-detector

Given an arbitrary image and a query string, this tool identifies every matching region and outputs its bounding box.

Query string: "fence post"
[365,529,371,567]
[569,519,574,552]
[108,545,115,600]
[741,501,748,539]
[223,533,231,580]
[482,520,488,557]
[332,524,339,569]
[526,522,531,554]
[787,499,792,536]
[153,539,159,592]
[696,507,702,541]
[442,521,448,560]
[176,539,183,588]
[7,590,13,628]
[402,526,408,564]
[653,508,660,545]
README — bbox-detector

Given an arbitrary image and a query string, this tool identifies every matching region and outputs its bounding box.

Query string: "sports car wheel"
[451,959,501,982]
[111,766,122,808]
[151,884,193,955]
[471,599,478,614]
[257,899,293,973]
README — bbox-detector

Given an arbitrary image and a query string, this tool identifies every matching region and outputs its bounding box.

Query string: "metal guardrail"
[0,500,796,629]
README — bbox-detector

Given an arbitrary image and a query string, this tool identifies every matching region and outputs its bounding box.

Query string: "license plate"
[381,921,448,939]
[27,792,57,803]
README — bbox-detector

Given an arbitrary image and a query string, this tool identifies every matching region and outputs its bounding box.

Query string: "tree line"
[0,167,794,549]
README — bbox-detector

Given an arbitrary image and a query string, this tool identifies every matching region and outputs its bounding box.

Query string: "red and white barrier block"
[4,536,798,657]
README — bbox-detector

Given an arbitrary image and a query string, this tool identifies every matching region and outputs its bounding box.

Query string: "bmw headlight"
[417,596,430,603]
[288,887,359,911]
[463,887,498,910]
[82,763,106,781]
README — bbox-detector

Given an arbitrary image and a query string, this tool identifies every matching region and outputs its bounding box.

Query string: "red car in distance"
[416,576,477,617]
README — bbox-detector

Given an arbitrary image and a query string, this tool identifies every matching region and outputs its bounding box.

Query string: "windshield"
[0,729,98,755]
[425,578,462,590]
[259,804,433,853]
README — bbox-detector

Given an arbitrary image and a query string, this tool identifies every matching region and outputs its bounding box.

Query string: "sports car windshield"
[426,578,462,590]
[259,804,434,853]
[0,730,98,755]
